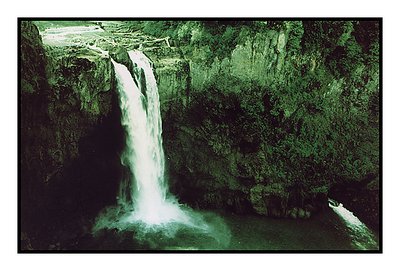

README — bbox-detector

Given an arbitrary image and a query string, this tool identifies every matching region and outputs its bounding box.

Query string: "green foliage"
[286,21,304,54]
[190,23,242,64]
[140,21,180,39]
[353,21,380,71]
[162,20,379,193]
[302,21,349,55]
[184,61,378,190]
[135,20,267,64]
[21,21,47,95]
[302,20,379,80]
[337,21,354,46]
[326,35,363,79]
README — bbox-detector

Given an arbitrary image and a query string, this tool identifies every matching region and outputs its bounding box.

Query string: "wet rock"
[287,207,310,219]
[305,203,316,213]
[250,183,289,217]
[109,46,134,74]
[298,208,306,219]
[288,207,298,219]
[21,21,47,95]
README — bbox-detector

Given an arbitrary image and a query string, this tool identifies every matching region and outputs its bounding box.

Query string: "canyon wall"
[20,21,380,245]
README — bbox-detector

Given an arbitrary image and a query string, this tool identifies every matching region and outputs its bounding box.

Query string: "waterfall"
[111,51,193,226]
[93,51,215,238]
[93,51,231,249]
[328,199,378,250]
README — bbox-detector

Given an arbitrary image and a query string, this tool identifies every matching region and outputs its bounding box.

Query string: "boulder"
[297,208,306,219]
[109,46,134,75]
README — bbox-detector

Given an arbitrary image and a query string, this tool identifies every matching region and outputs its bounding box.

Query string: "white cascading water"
[93,51,231,249]
[93,51,224,241]
[114,51,192,226]
[328,199,378,250]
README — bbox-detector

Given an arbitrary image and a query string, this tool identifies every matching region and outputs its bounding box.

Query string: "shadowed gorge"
[20,20,380,251]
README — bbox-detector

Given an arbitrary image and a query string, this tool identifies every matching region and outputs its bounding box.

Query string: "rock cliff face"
[143,47,190,108]
[190,30,288,91]
[161,21,379,226]
[20,22,123,244]
[20,22,192,247]
[163,26,321,217]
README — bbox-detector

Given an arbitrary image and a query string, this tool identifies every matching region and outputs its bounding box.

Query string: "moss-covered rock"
[45,45,114,117]
[109,46,134,76]
[250,183,289,217]
[20,21,47,95]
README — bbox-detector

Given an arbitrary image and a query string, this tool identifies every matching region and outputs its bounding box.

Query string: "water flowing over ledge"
[92,50,230,248]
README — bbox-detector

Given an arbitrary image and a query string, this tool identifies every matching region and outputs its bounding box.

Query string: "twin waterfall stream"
[113,51,188,225]
[93,51,229,247]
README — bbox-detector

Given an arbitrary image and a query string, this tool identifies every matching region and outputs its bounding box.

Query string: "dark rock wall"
[20,22,123,245]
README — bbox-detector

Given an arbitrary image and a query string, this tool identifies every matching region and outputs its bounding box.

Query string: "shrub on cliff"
[180,57,378,192]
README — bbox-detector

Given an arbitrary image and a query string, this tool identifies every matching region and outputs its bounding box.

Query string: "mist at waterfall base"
[92,51,231,249]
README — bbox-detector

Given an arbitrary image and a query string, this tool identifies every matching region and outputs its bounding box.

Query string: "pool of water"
[75,208,379,251]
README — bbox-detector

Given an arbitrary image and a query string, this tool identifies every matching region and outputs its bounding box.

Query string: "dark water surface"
[76,209,379,251]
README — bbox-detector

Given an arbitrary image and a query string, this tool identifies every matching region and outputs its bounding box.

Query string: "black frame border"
[17,17,383,254]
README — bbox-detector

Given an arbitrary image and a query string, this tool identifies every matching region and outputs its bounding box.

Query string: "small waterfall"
[328,199,378,250]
